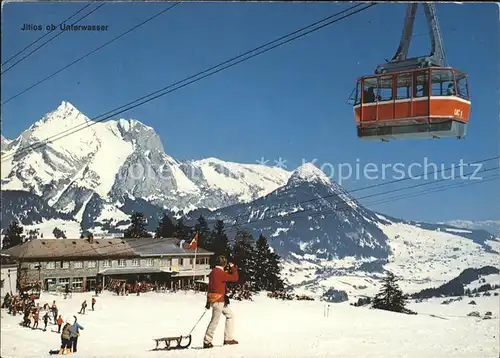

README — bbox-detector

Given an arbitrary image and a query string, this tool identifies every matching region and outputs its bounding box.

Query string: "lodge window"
[73,261,83,269]
[72,277,83,290]
[196,258,208,265]
[46,262,56,270]
[102,260,111,268]
[182,258,191,267]
[118,259,126,267]
[396,73,412,100]
[131,259,140,267]
[144,258,153,267]
[161,258,171,267]
[58,277,70,286]
[87,261,96,268]
[61,261,70,269]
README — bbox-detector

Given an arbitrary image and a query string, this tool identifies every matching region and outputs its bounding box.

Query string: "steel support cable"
[1,3,376,163]
[193,156,500,229]
[219,165,500,233]
[2,4,94,67]
[1,3,106,75]
[2,2,181,105]
[222,172,500,234]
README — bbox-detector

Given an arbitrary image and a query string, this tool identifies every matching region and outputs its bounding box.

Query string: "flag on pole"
[184,233,198,250]
[182,232,199,286]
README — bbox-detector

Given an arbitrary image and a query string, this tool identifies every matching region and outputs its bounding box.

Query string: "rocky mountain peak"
[287,162,332,186]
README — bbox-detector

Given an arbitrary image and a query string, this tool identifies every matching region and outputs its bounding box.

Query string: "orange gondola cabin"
[352,3,471,141]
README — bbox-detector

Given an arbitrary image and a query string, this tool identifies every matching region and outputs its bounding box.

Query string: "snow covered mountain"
[1,101,290,231]
[183,163,499,295]
[2,101,498,296]
[186,162,391,260]
[1,134,12,151]
[439,220,500,237]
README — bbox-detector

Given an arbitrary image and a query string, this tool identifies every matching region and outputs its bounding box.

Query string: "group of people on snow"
[2,291,97,354]
[3,257,243,352]
[57,315,84,354]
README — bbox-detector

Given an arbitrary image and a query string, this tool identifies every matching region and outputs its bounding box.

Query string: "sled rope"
[188,310,207,335]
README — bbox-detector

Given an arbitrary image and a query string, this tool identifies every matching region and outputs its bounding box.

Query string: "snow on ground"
[194,157,290,202]
[466,274,500,291]
[280,221,500,299]
[22,219,81,239]
[380,222,500,293]
[314,274,381,297]
[94,203,131,226]
[1,291,498,358]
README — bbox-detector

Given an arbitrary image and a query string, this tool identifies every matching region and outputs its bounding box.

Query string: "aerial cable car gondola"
[351,2,471,141]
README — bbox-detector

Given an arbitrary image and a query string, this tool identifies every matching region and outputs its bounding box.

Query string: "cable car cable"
[224,173,500,234]
[1,4,94,67]
[2,2,181,106]
[204,156,500,228]
[1,3,376,162]
[1,3,106,75]
[219,165,500,233]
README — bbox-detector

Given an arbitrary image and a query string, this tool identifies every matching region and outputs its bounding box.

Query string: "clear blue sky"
[1,2,499,223]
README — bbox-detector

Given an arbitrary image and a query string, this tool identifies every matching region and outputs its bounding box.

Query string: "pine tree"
[2,221,24,249]
[372,271,409,313]
[194,215,211,249]
[231,229,258,291]
[155,213,175,238]
[53,227,66,239]
[254,234,284,292]
[123,212,152,238]
[208,220,230,266]
[173,217,190,239]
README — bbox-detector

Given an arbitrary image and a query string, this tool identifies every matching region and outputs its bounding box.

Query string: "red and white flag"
[184,233,198,250]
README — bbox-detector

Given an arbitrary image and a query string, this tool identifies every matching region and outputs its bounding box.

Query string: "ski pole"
[188,310,207,335]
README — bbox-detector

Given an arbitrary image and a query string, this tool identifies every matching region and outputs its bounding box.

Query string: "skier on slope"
[202,255,239,349]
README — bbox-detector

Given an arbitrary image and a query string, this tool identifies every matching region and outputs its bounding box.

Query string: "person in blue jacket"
[70,315,84,353]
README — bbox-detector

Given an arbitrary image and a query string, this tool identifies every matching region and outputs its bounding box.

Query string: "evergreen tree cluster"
[52,227,66,239]
[372,271,416,314]
[1,220,25,250]
[124,212,285,293]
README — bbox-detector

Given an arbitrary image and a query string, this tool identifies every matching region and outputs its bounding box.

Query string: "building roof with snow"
[0,237,212,260]
[1,238,136,260]
[123,237,213,257]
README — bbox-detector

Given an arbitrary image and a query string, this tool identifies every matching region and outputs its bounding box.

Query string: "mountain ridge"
[1,101,293,228]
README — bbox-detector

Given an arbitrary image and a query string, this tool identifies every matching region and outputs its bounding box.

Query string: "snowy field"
[1,291,499,358]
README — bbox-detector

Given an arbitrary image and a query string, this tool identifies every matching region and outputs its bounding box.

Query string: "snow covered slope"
[440,219,500,237]
[1,291,498,357]
[281,215,500,297]
[182,162,499,296]
[1,101,290,231]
